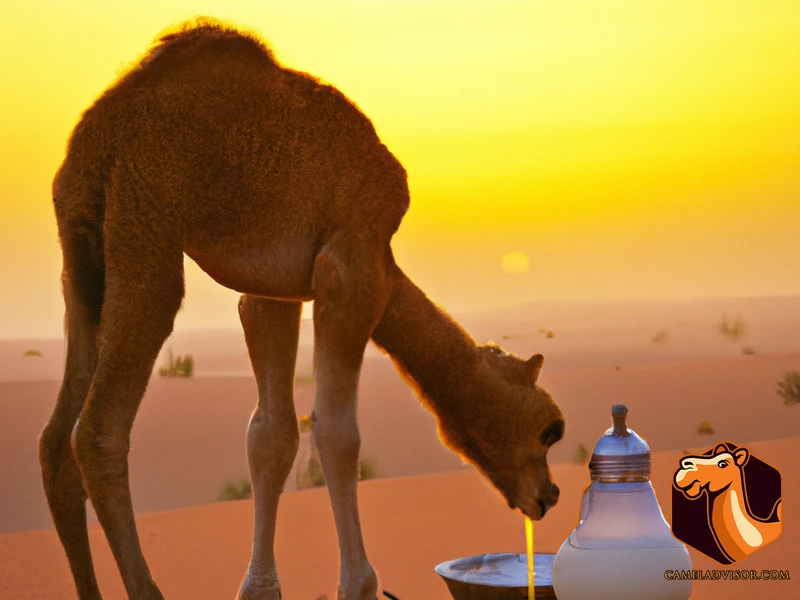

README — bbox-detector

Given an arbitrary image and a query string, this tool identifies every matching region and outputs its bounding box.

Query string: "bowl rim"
[434,551,556,586]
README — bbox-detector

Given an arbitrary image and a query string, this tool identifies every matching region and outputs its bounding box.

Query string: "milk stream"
[525,517,535,597]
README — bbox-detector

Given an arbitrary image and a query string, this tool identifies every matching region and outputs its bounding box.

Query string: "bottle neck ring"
[589,452,651,482]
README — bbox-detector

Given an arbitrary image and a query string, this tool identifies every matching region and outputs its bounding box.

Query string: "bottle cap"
[588,404,651,482]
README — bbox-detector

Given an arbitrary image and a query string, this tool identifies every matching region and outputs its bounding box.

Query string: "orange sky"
[1,0,799,338]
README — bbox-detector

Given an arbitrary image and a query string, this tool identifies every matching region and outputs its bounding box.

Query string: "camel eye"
[718,460,729,468]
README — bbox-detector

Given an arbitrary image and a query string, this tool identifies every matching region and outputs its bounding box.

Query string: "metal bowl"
[435,552,556,599]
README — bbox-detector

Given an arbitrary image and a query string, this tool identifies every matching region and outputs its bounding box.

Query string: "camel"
[38,19,565,600]
[673,444,782,562]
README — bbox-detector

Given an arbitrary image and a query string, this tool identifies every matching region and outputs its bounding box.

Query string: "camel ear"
[713,443,728,456]
[526,354,544,384]
[733,447,749,467]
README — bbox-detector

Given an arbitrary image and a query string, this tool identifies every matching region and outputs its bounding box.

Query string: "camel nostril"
[551,483,560,504]
[538,498,549,517]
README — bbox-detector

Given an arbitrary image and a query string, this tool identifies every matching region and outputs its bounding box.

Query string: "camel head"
[673,444,749,499]
[438,342,564,521]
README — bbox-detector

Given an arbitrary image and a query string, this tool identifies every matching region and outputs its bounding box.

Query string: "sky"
[1,0,799,338]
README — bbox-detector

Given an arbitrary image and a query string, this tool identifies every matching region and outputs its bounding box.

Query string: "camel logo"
[671,442,782,564]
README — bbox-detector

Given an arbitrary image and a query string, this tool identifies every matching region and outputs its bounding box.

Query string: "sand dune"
[2,350,798,533]
[1,438,796,599]
[1,297,797,597]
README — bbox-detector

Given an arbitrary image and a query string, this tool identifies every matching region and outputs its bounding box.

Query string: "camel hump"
[157,17,261,44]
[147,17,275,63]
[101,17,277,96]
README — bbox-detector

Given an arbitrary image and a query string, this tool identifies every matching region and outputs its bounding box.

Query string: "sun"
[502,251,530,274]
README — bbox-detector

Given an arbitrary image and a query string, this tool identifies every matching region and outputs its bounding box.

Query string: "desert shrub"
[697,421,714,435]
[296,456,377,487]
[297,454,326,489]
[23,349,43,357]
[158,348,194,377]
[718,313,746,340]
[358,457,376,481]
[219,478,252,501]
[296,415,325,490]
[574,443,589,464]
[296,452,376,489]
[741,347,757,355]
[777,371,800,406]
[298,414,313,433]
[651,330,668,345]
[295,374,316,385]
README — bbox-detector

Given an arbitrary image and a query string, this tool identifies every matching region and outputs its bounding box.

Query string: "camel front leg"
[311,245,389,600]
[237,296,303,600]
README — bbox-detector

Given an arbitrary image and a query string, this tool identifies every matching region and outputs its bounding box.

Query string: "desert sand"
[1,438,796,599]
[1,296,798,598]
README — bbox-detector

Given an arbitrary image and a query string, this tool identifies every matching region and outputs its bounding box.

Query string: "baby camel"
[39,19,564,600]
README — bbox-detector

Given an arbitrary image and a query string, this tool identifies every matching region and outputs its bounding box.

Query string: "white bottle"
[552,404,692,600]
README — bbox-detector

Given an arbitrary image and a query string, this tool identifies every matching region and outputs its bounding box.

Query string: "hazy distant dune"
[4,296,797,382]
[460,295,800,370]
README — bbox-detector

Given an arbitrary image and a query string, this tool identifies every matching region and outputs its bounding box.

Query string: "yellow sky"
[1,0,799,338]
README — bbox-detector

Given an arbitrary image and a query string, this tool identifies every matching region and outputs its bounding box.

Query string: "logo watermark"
[664,569,790,581]
[671,442,782,564]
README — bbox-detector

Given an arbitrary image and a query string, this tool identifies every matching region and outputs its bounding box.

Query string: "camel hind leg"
[39,232,103,599]
[237,296,303,600]
[311,238,390,600]
[71,185,184,600]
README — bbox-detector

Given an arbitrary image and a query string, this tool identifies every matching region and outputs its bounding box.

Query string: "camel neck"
[716,480,746,517]
[713,480,763,554]
[371,268,479,415]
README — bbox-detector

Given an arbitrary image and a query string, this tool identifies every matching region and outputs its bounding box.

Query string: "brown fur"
[40,18,563,600]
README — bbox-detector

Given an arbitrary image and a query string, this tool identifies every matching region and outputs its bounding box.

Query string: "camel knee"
[247,410,299,476]
[39,423,76,493]
[39,423,62,475]
[312,412,360,464]
[71,419,130,485]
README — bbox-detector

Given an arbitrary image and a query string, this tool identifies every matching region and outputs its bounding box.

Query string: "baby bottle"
[552,404,692,600]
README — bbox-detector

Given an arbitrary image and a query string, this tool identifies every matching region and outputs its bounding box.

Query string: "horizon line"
[2,292,798,342]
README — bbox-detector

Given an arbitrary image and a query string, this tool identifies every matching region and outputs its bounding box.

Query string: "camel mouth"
[680,479,704,498]
[510,496,547,521]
